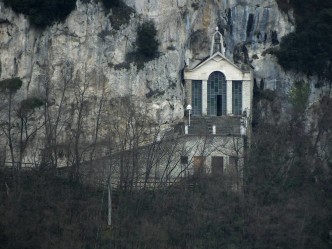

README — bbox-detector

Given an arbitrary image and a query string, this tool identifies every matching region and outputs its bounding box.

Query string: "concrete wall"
[182,135,244,175]
[81,134,245,189]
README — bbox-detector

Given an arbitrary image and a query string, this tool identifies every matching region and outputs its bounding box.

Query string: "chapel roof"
[185,27,250,73]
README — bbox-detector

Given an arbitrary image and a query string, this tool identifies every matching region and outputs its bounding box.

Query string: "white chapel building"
[184,28,253,119]
[180,28,254,184]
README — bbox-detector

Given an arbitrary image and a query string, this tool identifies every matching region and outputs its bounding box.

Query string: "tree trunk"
[8,93,15,169]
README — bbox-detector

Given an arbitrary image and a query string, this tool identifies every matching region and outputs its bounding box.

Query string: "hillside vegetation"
[276,0,332,84]
[0,170,106,249]
[3,0,77,28]
[1,91,332,249]
[2,0,133,30]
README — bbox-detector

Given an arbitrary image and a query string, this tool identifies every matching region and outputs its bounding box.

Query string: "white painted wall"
[184,53,253,117]
[182,135,245,176]
[184,54,252,81]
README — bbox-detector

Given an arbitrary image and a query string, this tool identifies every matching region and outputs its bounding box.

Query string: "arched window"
[207,72,226,116]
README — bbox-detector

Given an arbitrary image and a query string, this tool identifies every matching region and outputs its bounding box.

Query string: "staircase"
[187,117,209,135]
[186,116,241,136]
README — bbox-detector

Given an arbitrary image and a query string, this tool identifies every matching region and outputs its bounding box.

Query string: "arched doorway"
[207,71,226,116]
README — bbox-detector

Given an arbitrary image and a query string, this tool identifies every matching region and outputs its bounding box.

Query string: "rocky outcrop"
[0,0,303,155]
[0,0,297,123]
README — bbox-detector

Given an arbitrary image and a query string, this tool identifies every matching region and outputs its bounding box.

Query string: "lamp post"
[186,105,192,126]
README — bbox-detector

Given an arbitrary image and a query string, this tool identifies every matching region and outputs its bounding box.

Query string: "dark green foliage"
[18,97,44,117]
[275,0,292,12]
[191,2,199,10]
[288,80,310,114]
[110,179,245,249]
[246,89,332,249]
[100,0,122,9]
[277,10,332,79]
[261,47,278,56]
[113,62,130,70]
[1,159,331,249]
[291,0,332,20]
[109,3,134,30]
[136,20,160,59]
[276,1,332,83]
[316,96,332,132]
[97,0,134,30]
[3,0,76,29]
[125,51,150,71]
[109,172,332,249]
[0,170,106,249]
[0,77,22,93]
[122,20,159,70]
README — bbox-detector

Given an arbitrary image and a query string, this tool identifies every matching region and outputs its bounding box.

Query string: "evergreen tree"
[137,21,159,59]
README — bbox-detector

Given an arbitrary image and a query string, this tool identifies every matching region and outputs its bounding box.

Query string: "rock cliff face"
[0,0,297,126]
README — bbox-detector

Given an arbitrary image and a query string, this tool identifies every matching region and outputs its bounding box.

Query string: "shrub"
[288,80,310,113]
[252,54,259,60]
[275,0,292,13]
[113,62,130,70]
[109,3,134,30]
[125,51,146,71]
[18,97,44,117]
[100,0,122,9]
[3,0,76,29]
[0,77,23,93]
[90,0,134,30]
[261,47,278,56]
[191,3,199,10]
[136,20,159,59]
[275,1,332,83]
[276,10,332,78]
[123,20,159,70]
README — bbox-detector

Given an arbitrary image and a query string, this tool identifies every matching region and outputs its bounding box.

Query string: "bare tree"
[0,78,23,168]
[16,97,44,170]
[105,97,154,190]
[40,61,73,169]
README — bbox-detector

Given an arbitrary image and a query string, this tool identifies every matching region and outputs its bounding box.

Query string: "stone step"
[186,116,242,135]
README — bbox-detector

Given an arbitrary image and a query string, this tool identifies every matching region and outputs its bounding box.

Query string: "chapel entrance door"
[207,71,226,116]
[217,95,222,116]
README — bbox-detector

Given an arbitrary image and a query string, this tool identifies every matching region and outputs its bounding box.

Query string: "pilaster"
[242,80,251,114]
[186,80,192,107]
[227,80,232,115]
[202,80,207,115]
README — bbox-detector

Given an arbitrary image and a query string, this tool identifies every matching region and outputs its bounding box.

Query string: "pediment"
[184,52,252,81]
[190,52,243,72]
[212,56,223,62]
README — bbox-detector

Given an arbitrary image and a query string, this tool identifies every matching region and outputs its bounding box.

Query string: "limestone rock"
[0,0,297,126]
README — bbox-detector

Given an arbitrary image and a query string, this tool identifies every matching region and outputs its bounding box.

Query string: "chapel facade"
[184,28,253,119]
[180,28,254,188]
